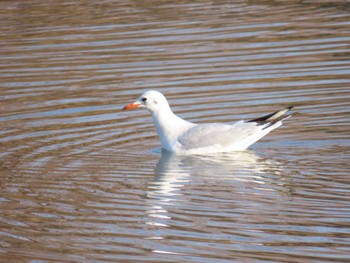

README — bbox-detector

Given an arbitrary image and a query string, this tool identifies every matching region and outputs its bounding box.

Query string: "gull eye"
[141,97,147,102]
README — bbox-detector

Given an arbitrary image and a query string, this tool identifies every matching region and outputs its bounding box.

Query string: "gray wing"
[178,121,260,150]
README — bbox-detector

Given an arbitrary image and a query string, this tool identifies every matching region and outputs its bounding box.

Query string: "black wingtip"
[246,106,294,126]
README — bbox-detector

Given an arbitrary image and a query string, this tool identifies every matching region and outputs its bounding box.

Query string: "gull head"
[122,90,170,113]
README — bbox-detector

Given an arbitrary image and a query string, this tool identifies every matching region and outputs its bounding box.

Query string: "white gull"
[122,90,293,154]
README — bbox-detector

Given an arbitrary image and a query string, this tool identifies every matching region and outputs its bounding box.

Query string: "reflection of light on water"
[152,249,188,256]
[147,206,170,219]
[146,151,191,228]
[145,150,282,231]
[148,175,188,197]
[146,207,170,227]
[146,205,171,227]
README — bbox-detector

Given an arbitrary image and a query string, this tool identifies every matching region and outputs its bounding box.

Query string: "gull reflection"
[145,149,282,230]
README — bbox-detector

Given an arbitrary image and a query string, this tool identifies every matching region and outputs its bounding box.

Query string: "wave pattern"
[0,0,350,262]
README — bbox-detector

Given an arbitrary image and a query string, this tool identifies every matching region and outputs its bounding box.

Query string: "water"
[1,0,350,262]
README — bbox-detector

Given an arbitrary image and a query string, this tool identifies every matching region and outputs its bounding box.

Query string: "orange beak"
[122,102,141,111]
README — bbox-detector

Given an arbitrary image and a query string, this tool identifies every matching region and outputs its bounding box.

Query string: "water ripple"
[1,0,350,262]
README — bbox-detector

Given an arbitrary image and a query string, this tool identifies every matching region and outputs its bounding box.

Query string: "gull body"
[123,90,293,155]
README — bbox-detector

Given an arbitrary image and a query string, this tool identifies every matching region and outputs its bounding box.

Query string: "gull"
[122,90,293,154]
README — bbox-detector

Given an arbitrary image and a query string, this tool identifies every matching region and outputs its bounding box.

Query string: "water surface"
[1,0,350,262]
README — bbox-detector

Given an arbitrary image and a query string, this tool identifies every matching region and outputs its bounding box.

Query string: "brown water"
[1,0,350,262]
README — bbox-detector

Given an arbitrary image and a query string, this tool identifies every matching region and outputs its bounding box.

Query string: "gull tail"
[246,106,294,129]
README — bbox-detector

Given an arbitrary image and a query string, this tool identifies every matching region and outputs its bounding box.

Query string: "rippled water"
[1,0,350,262]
